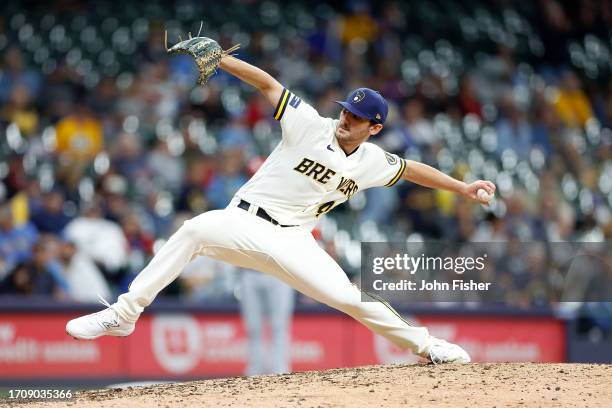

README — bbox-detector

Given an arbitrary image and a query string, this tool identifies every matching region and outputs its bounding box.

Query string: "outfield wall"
[0,297,575,384]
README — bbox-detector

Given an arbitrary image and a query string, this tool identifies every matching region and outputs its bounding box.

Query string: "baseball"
[477,189,493,203]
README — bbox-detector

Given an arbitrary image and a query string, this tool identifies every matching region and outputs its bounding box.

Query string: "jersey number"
[316,201,335,217]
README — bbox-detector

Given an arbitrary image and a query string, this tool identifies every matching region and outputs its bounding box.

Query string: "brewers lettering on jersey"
[236,87,406,229]
[67,40,496,365]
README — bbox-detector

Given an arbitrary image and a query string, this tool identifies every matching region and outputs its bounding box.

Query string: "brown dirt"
[5,363,612,408]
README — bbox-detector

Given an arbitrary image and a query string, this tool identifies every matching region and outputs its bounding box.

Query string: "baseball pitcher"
[66,34,496,364]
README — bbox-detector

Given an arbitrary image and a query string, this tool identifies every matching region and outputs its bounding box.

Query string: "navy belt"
[237,199,297,227]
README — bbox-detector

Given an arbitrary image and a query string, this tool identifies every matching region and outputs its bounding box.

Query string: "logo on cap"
[352,90,366,103]
[376,113,381,120]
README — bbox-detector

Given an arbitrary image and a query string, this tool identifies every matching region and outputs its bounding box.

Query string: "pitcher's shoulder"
[360,141,390,161]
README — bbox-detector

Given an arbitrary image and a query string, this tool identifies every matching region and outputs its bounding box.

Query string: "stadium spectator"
[530,101,557,158]
[176,161,209,213]
[147,139,186,195]
[30,188,73,235]
[58,237,111,302]
[553,71,595,128]
[538,0,573,74]
[458,76,484,119]
[495,93,532,161]
[121,211,154,274]
[0,47,42,104]
[141,190,174,238]
[340,2,377,45]
[99,174,131,224]
[0,205,39,276]
[63,199,129,285]
[400,98,437,148]
[206,146,248,210]
[54,99,104,162]
[109,132,148,183]
[0,236,66,298]
[2,84,39,135]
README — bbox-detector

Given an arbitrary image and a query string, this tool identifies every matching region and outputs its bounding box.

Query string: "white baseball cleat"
[66,295,135,340]
[423,337,471,364]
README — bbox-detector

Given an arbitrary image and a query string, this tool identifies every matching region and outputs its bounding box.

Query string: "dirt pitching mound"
[11,363,612,408]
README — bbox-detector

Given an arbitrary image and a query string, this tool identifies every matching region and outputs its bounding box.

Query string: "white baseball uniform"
[114,89,430,355]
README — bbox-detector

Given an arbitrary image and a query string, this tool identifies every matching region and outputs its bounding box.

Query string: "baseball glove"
[165,27,240,86]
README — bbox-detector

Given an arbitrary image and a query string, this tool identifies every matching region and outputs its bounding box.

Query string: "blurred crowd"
[0,0,611,307]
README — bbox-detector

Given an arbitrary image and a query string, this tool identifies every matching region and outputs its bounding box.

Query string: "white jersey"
[235,88,407,230]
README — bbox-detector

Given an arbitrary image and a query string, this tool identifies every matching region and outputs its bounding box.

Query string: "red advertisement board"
[0,312,566,379]
[351,315,566,366]
[0,314,124,378]
[126,314,349,377]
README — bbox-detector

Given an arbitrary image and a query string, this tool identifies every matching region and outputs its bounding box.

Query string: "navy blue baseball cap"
[335,88,389,125]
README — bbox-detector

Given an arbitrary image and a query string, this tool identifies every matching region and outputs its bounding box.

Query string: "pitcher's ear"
[369,123,383,135]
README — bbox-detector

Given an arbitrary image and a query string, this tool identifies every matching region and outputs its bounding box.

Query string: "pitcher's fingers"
[480,181,494,194]
[474,181,491,194]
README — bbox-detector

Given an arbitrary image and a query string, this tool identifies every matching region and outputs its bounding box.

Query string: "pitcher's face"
[335,108,382,144]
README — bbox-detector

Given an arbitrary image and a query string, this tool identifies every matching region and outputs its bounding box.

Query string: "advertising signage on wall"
[0,313,565,379]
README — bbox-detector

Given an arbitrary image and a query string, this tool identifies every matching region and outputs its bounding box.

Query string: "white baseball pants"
[114,200,431,356]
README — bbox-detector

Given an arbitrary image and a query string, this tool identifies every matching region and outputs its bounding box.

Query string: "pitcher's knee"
[177,212,221,243]
[177,219,204,242]
[327,294,364,315]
